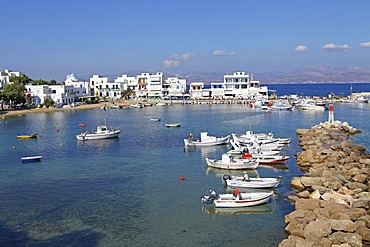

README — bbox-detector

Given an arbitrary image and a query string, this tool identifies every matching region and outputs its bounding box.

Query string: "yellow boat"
[17,133,38,139]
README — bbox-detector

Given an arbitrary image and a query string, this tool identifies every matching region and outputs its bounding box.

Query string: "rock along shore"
[279,121,370,247]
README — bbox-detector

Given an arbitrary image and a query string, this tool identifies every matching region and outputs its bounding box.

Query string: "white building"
[0,69,22,88]
[64,73,90,96]
[136,72,163,98]
[189,82,206,99]
[114,74,138,92]
[25,85,52,106]
[211,72,268,100]
[90,74,122,100]
[163,77,187,99]
[25,84,84,106]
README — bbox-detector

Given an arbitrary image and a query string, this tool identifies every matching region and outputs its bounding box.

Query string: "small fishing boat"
[21,155,42,163]
[269,104,294,111]
[166,123,181,127]
[205,154,259,170]
[222,174,282,188]
[201,190,274,208]
[76,125,120,141]
[184,132,230,147]
[150,118,161,122]
[17,133,38,139]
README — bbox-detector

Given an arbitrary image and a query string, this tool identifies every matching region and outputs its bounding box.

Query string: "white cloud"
[294,45,308,52]
[170,53,195,60]
[360,41,370,47]
[322,43,351,52]
[163,53,195,68]
[163,59,180,68]
[213,50,234,56]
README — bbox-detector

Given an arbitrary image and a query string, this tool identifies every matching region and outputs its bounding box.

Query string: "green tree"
[10,74,32,85]
[1,81,26,109]
[121,88,134,100]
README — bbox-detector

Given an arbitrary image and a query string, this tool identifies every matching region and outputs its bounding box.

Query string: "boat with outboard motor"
[76,125,120,141]
[184,132,230,147]
[205,154,259,170]
[222,173,282,188]
[201,190,274,208]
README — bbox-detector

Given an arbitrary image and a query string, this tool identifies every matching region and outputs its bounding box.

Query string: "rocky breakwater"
[279,120,370,247]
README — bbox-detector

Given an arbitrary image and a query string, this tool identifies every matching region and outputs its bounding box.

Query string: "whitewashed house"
[25,85,52,106]
[163,77,187,99]
[189,82,205,99]
[114,74,138,92]
[90,74,122,100]
[0,69,22,88]
[210,72,268,100]
[64,73,89,96]
[136,72,163,98]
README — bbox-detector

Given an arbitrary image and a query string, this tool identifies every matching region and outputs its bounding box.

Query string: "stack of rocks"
[279,120,370,247]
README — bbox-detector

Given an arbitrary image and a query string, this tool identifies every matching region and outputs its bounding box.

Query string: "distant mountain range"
[81,66,370,84]
[177,66,370,84]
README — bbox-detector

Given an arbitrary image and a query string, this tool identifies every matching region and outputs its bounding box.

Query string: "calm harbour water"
[1,92,370,246]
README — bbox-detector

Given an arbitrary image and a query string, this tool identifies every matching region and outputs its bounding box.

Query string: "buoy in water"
[180,176,185,181]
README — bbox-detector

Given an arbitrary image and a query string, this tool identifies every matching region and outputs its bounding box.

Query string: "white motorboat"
[150,118,161,122]
[201,190,274,208]
[233,152,289,164]
[231,136,283,152]
[269,104,294,111]
[184,132,230,147]
[228,139,281,156]
[76,125,120,141]
[222,174,282,188]
[296,101,326,111]
[205,154,259,170]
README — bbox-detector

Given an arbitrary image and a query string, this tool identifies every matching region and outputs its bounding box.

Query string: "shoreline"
[279,121,370,246]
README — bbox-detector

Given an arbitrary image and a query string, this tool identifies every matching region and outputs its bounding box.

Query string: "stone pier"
[279,120,370,247]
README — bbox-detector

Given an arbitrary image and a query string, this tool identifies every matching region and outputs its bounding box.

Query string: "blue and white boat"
[21,155,42,163]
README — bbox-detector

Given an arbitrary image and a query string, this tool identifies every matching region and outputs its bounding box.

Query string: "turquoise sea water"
[1,102,369,246]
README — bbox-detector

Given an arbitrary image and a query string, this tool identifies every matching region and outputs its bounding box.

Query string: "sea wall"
[279,121,370,247]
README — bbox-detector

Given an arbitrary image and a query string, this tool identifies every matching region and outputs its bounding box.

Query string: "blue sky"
[1,0,370,82]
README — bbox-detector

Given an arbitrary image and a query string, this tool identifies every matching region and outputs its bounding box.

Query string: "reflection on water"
[206,167,260,178]
[202,203,274,218]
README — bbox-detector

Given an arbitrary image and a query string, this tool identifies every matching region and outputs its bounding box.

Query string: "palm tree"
[121,88,134,100]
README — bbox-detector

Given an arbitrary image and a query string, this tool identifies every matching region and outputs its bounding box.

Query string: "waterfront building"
[189,82,209,99]
[64,73,90,96]
[163,77,187,99]
[136,72,163,99]
[114,74,138,92]
[210,72,268,100]
[25,84,84,107]
[90,74,122,100]
[0,69,22,88]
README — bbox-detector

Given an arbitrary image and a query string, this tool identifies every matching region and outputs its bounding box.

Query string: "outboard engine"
[200,190,218,204]
[222,174,232,183]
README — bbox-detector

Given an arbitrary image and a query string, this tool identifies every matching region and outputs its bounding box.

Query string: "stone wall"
[279,120,370,247]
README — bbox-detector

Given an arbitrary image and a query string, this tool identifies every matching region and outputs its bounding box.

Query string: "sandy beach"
[0,102,121,118]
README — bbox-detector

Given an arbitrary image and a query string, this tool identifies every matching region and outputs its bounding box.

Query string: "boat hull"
[225,177,281,188]
[214,192,273,208]
[184,136,230,147]
[17,134,38,139]
[76,130,120,141]
[21,155,42,163]
[205,158,259,170]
